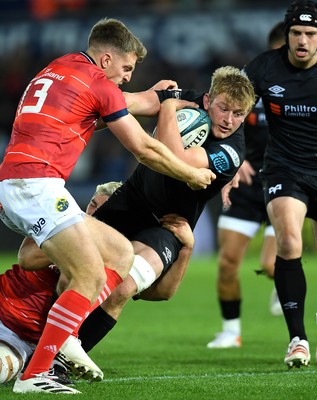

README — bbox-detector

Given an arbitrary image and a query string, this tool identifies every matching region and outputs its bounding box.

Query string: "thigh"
[132,227,182,273]
[41,221,105,285]
[84,214,134,278]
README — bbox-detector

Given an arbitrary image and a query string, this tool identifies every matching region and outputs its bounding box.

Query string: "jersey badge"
[208,151,230,173]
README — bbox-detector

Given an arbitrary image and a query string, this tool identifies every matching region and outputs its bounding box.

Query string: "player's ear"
[203,93,210,110]
[101,53,112,69]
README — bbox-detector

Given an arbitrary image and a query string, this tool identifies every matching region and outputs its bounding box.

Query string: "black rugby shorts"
[260,169,317,221]
[221,179,270,225]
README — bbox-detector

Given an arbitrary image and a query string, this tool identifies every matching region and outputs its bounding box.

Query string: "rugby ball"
[176,108,211,149]
[152,107,211,149]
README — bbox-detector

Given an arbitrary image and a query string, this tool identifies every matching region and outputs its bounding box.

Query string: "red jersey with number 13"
[0,52,128,181]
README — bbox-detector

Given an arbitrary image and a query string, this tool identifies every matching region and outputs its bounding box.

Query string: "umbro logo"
[283,301,298,310]
[268,85,285,97]
[162,247,172,263]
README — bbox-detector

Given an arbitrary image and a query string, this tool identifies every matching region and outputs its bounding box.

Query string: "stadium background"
[0,0,313,253]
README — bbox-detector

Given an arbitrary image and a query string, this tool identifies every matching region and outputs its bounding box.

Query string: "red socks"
[71,267,123,337]
[95,267,123,306]
[22,290,90,379]
[22,268,123,379]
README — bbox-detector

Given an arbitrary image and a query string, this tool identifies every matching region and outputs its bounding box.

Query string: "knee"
[129,255,156,294]
[218,251,239,283]
[277,233,302,258]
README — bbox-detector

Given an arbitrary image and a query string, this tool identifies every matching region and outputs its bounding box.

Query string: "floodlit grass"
[1,251,317,399]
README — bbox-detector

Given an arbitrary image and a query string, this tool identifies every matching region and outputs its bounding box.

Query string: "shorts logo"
[162,247,172,264]
[56,197,69,212]
[299,14,312,21]
[268,184,282,194]
[32,217,46,235]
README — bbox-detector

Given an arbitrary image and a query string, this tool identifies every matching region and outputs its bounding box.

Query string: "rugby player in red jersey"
[0,18,213,394]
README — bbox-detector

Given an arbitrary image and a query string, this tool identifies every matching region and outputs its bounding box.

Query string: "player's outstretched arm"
[124,79,178,116]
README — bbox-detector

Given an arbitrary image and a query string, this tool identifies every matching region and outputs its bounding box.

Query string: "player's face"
[86,194,109,215]
[288,25,317,68]
[103,51,138,86]
[205,93,246,139]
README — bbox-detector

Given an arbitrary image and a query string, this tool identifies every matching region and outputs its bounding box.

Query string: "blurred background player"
[244,0,317,368]
[206,21,285,349]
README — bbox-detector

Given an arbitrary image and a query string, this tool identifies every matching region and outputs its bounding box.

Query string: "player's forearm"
[124,90,161,116]
[136,140,195,181]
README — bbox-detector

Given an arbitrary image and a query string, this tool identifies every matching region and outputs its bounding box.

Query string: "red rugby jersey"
[0,264,59,343]
[0,52,128,181]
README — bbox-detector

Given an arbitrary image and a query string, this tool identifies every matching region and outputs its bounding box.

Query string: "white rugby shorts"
[0,321,35,368]
[217,215,275,238]
[0,178,85,246]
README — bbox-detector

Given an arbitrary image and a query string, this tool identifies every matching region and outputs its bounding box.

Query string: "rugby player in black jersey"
[243,0,317,368]
[70,66,256,356]
[206,22,286,350]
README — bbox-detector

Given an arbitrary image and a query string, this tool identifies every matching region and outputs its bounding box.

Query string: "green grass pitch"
[1,251,317,399]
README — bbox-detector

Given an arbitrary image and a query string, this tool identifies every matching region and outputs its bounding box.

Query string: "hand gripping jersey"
[0,52,128,181]
[244,45,317,175]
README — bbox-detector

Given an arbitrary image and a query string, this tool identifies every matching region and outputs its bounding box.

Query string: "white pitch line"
[99,369,317,383]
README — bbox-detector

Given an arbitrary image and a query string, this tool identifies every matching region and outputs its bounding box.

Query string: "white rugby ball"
[176,107,211,149]
[152,107,211,149]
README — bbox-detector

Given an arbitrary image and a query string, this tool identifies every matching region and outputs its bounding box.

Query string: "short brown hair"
[88,18,147,62]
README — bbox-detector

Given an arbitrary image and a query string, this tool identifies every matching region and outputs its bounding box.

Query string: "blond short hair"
[88,18,147,63]
[208,66,256,114]
[94,181,123,198]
